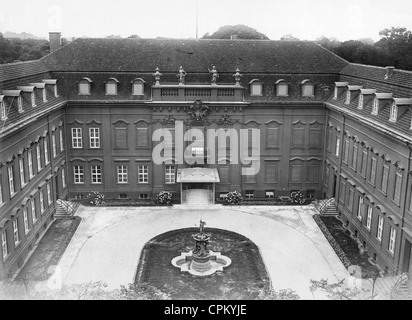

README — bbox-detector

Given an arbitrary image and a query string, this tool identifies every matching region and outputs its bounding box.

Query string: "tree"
[127,34,140,39]
[202,25,269,40]
[309,278,369,300]
[280,34,300,41]
[259,288,300,300]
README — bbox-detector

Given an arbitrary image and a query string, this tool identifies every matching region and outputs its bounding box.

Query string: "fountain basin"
[171,250,232,276]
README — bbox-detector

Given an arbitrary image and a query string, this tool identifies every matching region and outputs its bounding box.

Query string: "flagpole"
[196,0,199,40]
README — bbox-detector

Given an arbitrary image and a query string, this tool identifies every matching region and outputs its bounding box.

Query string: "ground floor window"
[91,165,102,184]
[74,165,84,184]
[139,193,148,199]
[138,165,149,183]
[265,191,275,198]
[165,165,175,184]
[245,190,254,199]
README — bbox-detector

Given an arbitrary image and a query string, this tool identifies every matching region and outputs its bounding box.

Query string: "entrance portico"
[177,168,220,205]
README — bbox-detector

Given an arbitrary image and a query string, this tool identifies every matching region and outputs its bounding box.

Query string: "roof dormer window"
[389,103,397,122]
[43,79,58,97]
[79,77,92,95]
[345,85,362,105]
[358,94,364,109]
[333,86,338,100]
[372,98,379,115]
[333,82,349,100]
[0,96,6,120]
[275,79,288,97]
[30,83,47,102]
[345,90,351,104]
[372,93,393,115]
[301,79,314,97]
[249,79,263,96]
[105,78,119,95]
[31,92,36,107]
[132,78,145,96]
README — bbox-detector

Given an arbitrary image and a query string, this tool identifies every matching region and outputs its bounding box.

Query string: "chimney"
[385,66,395,79]
[49,32,62,52]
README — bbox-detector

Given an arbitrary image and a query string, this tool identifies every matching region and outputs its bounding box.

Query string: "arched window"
[390,103,397,122]
[301,79,314,97]
[78,77,92,95]
[132,78,145,96]
[275,79,288,96]
[249,79,263,96]
[105,77,119,95]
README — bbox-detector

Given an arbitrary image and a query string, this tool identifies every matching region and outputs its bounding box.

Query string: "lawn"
[136,227,271,300]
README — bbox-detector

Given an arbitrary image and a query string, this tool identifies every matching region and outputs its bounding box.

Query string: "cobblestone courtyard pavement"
[50,204,351,299]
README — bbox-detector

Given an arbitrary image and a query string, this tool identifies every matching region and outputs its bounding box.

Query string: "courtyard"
[36,203,352,299]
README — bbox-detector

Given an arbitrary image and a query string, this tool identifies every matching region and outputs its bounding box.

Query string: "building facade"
[1,34,411,283]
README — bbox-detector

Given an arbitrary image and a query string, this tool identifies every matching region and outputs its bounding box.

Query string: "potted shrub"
[87,191,105,206]
[156,191,173,205]
[225,191,243,205]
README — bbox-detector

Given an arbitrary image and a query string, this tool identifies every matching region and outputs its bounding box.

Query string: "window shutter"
[291,165,302,182]
[307,165,319,183]
[136,128,148,147]
[266,164,277,183]
[267,127,279,148]
[292,128,304,148]
[115,127,127,148]
[309,129,321,148]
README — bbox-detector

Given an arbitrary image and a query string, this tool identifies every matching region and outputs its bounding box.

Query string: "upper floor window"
[357,196,363,220]
[333,86,338,100]
[19,157,25,187]
[132,78,145,96]
[47,182,52,204]
[52,134,57,158]
[105,78,119,95]
[31,92,36,107]
[44,139,50,165]
[301,80,314,97]
[17,96,23,113]
[117,165,128,184]
[249,80,262,96]
[138,165,149,183]
[345,90,351,104]
[89,128,100,148]
[13,219,20,245]
[59,128,64,152]
[393,172,403,205]
[36,144,42,172]
[358,94,364,109]
[369,156,377,185]
[8,165,15,195]
[389,227,396,254]
[91,165,102,184]
[165,165,175,184]
[73,165,84,184]
[275,80,288,96]
[335,136,340,157]
[381,164,389,194]
[72,128,83,148]
[62,169,66,188]
[78,77,92,95]
[377,215,383,241]
[1,230,8,259]
[389,103,397,122]
[366,206,372,230]
[28,150,34,179]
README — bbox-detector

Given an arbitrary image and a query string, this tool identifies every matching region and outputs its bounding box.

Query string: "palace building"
[1,33,412,285]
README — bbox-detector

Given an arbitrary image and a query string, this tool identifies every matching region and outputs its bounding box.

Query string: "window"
[219,192,228,200]
[372,99,379,115]
[357,196,363,220]
[345,90,351,104]
[333,87,338,100]
[28,150,34,179]
[114,123,128,148]
[389,227,396,254]
[335,136,340,157]
[245,190,254,199]
[250,80,262,96]
[361,149,368,177]
[136,124,149,148]
[17,96,23,113]
[47,182,52,204]
[369,157,377,185]
[54,84,59,97]
[89,128,100,148]
[40,190,45,213]
[265,191,275,198]
[31,92,36,107]
[59,128,64,152]
[117,165,128,184]
[79,78,91,95]
[19,157,25,187]
[62,169,66,188]
[381,164,389,194]
[132,80,144,96]
[13,219,20,245]
[266,163,278,183]
[165,166,175,184]
[139,193,148,199]
[1,99,6,120]
[377,215,383,241]
[31,198,37,224]
[44,139,50,165]
[91,165,102,184]
[105,78,118,95]
[348,188,354,211]
[71,128,82,148]
[276,81,288,96]
[393,172,403,204]
[42,88,47,102]
[351,144,358,170]
[390,104,397,122]
[74,166,84,184]
[302,81,314,97]
[343,139,349,164]
[307,165,319,183]
[23,208,29,234]
[8,166,15,195]
[339,181,346,204]
[1,230,8,259]
[138,165,149,183]
[366,206,372,230]
[52,134,57,158]
[358,94,364,109]
[0,174,3,204]
[36,144,42,171]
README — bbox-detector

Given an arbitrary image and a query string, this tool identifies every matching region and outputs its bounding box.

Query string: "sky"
[0,0,412,41]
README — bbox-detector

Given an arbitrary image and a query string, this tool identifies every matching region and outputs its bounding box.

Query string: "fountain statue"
[171,219,231,276]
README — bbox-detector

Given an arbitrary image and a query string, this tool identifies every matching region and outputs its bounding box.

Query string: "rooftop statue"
[208,66,219,84]
[177,66,187,85]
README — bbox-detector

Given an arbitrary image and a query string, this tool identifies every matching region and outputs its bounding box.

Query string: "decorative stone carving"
[153,67,162,85]
[233,68,242,85]
[217,114,233,126]
[161,114,176,125]
[187,100,211,121]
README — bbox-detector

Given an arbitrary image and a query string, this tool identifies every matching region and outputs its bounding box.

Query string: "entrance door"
[55,176,59,199]
[332,173,337,198]
[402,240,412,275]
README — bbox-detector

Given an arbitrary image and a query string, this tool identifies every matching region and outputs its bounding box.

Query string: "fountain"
[171,220,231,276]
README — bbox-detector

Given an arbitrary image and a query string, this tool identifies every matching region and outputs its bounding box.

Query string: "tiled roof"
[0,60,50,83]
[340,63,412,88]
[41,38,348,74]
